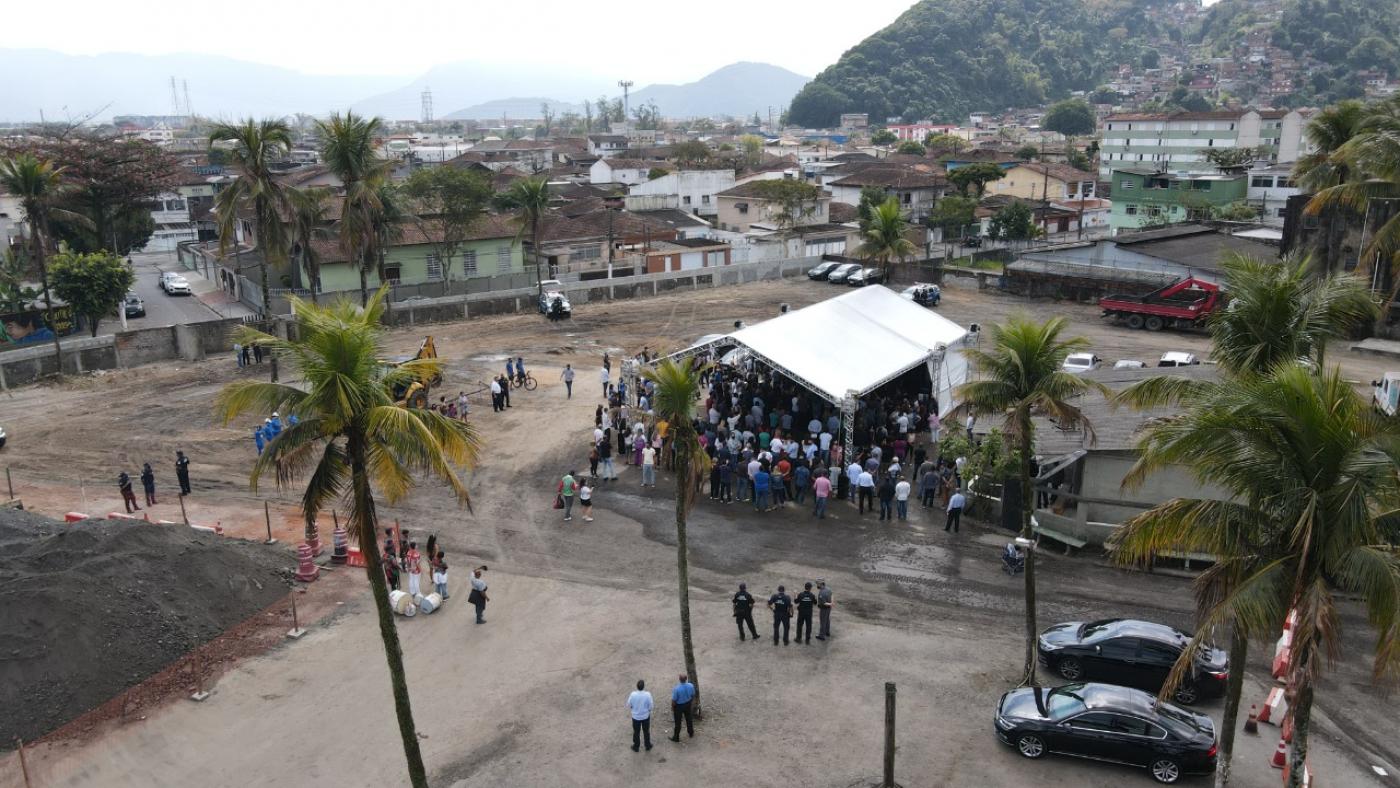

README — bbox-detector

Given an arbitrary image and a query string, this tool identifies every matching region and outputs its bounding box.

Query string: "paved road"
[118,251,226,332]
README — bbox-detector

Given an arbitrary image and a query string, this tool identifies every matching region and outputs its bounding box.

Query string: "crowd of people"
[379,526,492,623]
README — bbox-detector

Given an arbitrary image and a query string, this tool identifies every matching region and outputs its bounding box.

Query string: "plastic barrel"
[389,590,417,617]
[419,593,442,614]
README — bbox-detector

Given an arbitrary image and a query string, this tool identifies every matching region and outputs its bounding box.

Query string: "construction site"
[1,277,1396,787]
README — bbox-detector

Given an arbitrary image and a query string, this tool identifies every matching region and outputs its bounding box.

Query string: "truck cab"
[1373,373,1400,417]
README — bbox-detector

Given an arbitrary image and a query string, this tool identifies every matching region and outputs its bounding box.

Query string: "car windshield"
[1077,619,1120,641]
[1045,685,1089,720]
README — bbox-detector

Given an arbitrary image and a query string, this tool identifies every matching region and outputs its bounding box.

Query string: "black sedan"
[807,261,839,280]
[995,683,1217,784]
[1038,619,1229,705]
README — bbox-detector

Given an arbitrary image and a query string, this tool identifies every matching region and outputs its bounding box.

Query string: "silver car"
[826,263,861,284]
[160,272,192,295]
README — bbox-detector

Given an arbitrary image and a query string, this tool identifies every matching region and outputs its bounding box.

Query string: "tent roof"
[706,286,967,402]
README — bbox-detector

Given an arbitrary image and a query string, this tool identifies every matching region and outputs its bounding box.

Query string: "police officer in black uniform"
[732,583,760,641]
[175,450,192,496]
[794,582,818,644]
[768,585,792,646]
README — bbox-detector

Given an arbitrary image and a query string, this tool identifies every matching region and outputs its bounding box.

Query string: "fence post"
[883,682,897,788]
[5,467,12,500]
[15,738,32,788]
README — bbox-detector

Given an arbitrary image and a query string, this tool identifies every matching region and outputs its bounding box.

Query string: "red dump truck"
[1099,276,1223,331]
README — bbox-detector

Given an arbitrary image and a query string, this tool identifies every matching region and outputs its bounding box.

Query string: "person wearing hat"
[268,411,283,437]
[794,582,818,644]
[816,580,834,641]
[732,582,759,641]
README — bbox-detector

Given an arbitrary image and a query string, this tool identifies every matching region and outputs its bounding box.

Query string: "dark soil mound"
[0,508,291,744]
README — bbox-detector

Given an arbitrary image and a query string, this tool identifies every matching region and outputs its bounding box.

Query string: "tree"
[787,83,851,128]
[1294,100,1368,274]
[987,201,1040,242]
[871,129,899,146]
[0,247,40,314]
[582,99,594,134]
[896,140,926,156]
[210,118,293,383]
[2,134,179,255]
[399,166,493,284]
[857,197,917,275]
[499,177,552,304]
[539,102,555,137]
[750,179,822,235]
[925,195,979,244]
[856,186,888,232]
[952,318,1105,686]
[0,152,84,367]
[316,111,390,307]
[286,187,335,301]
[215,288,480,788]
[924,133,968,155]
[1041,99,1096,137]
[671,140,711,168]
[948,162,1006,197]
[633,100,662,131]
[1214,201,1260,222]
[1200,146,1257,169]
[1113,252,1376,786]
[739,134,765,169]
[1113,366,1400,788]
[1015,144,1039,161]
[642,358,711,716]
[48,249,134,337]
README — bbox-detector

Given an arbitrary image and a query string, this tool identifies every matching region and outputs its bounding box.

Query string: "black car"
[807,261,839,280]
[963,236,983,247]
[1038,619,1229,705]
[995,682,1217,784]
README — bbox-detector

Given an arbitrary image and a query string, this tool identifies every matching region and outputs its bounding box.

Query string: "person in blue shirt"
[752,465,771,511]
[669,674,696,741]
[267,412,283,438]
[287,413,299,427]
[514,356,526,386]
[253,426,266,455]
[505,357,515,384]
[793,462,812,505]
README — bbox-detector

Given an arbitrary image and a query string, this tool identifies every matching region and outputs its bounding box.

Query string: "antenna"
[182,80,193,119]
[421,87,434,124]
[618,80,634,121]
[170,77,181,116]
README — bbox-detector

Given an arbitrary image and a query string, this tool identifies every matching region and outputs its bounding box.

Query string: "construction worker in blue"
[515,356,526,386]
[253,426,266,454]
[267,412,283,437]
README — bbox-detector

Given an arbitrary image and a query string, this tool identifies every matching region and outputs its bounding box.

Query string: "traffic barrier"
[1271,645,1292,680]
[189,523,224,535]
[107,512,138,520]
[330,525,348,565]
[418,592,443,614]
[294,543,319,582]
[1270,737,1287,769]
[346,547,366,568]
[1281,713,1293,743]
[389,590,416,617]
[1259,687,1287,725]
[64,512,88,522]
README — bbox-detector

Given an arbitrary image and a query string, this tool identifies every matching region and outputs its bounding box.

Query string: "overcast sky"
[9,0,924,82]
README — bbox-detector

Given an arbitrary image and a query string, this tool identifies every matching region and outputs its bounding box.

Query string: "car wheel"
[1126,314,1145,329]
[1056,656,1084,681]
[1172,684,1199,705]
[1145,315,1165,331]
[1149,757,1182,784]
[1016,733,1046,759]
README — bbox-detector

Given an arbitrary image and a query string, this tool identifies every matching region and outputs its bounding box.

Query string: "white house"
[589,158,655,186]
[588,135,629,158]
[623,169,735,217]
[1246,164,1300,227]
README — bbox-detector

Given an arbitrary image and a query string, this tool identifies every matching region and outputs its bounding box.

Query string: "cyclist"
[515,357,527,387]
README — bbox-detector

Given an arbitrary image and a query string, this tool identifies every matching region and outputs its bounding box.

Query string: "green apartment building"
[1109,168,1247,235]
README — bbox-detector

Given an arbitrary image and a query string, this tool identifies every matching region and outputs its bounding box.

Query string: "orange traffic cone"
[1271,737,1288,769]
[1244,705,1258,734]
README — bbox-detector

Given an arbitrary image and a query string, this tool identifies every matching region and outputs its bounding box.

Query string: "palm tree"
[286,187,334,303]
[642,358,711,715]
[1112,365,1400,788]
[214,287,479,788]
[1114,252,1376,787]
[951,317,1106,686]
[210,118,294,382]
[316,111,389,306]
[857,197,917,279]
[1295,101,1368,275]
[501,177,552,305]
[0,153,85,369]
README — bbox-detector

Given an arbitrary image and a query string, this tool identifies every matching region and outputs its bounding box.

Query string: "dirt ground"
[0,278,1395,788]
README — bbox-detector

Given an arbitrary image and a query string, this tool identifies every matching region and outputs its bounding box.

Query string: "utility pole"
[618,80,634,124]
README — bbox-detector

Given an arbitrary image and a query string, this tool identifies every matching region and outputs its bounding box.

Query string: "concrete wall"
[0,317,244,389]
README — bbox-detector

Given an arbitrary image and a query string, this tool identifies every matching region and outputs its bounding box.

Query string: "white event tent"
[668,286,972,454]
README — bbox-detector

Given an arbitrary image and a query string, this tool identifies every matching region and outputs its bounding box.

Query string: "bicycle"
[512,372,538,391]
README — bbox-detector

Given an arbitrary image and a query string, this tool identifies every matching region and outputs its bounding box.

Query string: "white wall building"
[1098,109,1309,178]
[589,158,653,186]
[1246,164,1300,227]
[624,169,735,217]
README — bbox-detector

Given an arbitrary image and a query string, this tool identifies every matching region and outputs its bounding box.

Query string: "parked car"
[1037,618,1229,705]
[1113,359,1146,370]
[1373,372,1400,416]
[807,261,839,280]
[963,236,984,248]
[123,293,145,318]
[159,272,191,295]
[847,266,886,286]
[826,263,861,284]
[1157,352,1199,368]
[536,279,572,316]
[995,682,1217,784]
[900,284,942,307]
[1061,353,1102,374]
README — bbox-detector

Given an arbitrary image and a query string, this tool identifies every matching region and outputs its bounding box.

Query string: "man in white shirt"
[641,446,657,487]
[601,366,611,398]
[946,490,966,533]
[897,413,910,435]
[894,476,911,521]
[819,431,834,464]
[489,378,503,412]
[627,679,654,752]
[846,461,862,500]
[857,469,876,514]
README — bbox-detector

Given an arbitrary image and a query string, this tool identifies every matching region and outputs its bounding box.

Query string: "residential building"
[989,163,1096,202]
[623,169,735,217]
[939,150,1025,171]
[640,237,732,273]
[536,208,678,276]
[884,123,957,142]
[839,113,870,131]
[310,215,524,293]
[714,180,831,233]
[1108,168,1247,235]
[1097,109,1307,178]
[1245,164,1299,227]
[589,158,658,187]
[587,135,629,158]
[825,165,949,221]
[1,191,27,249]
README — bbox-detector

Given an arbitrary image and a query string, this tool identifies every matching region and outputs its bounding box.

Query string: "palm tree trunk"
[1018,416,1038,687]
[33,220,63,372]
[674,425,702,716]
[532,216,543,303]
[349,430,429,788]
[1214,627,1249,788]
[253,218,279,383]
[1286,674,1314,788]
